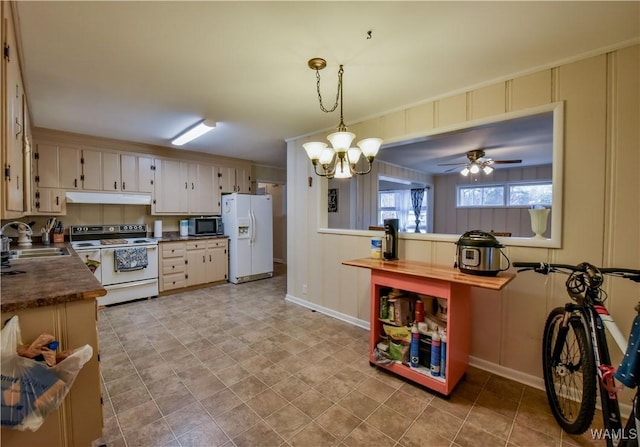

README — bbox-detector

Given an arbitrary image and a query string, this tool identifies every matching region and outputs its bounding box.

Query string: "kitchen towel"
[153,220,162,238]
[114,247,148,272]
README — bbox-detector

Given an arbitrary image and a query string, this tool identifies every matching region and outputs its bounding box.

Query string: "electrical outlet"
[302,284,307,295]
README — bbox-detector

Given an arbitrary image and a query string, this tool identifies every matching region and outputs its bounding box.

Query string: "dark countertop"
[1,243,106,313]
[155,232,229,242]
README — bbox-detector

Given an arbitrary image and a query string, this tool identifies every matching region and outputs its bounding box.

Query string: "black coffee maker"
[383,218,399,260]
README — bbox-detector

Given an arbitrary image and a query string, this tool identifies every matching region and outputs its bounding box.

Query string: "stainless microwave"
[188,217,224,236]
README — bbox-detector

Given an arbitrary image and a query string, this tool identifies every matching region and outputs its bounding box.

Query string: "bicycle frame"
[559,297,636,446]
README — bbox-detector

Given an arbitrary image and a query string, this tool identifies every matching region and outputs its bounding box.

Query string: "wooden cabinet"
[160,242,187,292]
[34,144,81,190]
[218,166,251,194]
[343,258,513,395]
[0,299,103,447]
[153,159,219,214]
[82,151,153,193]
[160,238,228,292]
[2,2,27,217]
[33,187,65,214]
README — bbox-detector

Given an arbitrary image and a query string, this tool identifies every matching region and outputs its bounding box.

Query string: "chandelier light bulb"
[483,164,494,175]
[319,147,335,165]
[327,131,356,151]
[347,147,362,164]
[469,163,480,174]
[460,166,470,176]
[333,159,353,178]
[303,141,327,161]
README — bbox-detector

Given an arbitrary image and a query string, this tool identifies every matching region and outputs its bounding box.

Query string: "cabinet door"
[35,188,64,214]
[137,156,154,193]
[189,163,216,214]
[3,11,24,214]
[120,154,138,192]
[59,147,81,189]
[186,246,206,286]
[208,240,228,282]
[35,144,59,188]
[218,166,235,194]
[81,149,102,190]
[236,168,251,194]
[102,152,121,191]
[154,159,188,213]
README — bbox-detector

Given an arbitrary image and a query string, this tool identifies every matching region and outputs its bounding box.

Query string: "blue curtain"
[410,188,425,232]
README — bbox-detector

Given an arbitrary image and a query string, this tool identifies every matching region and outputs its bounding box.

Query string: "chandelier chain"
[315,65,343,113]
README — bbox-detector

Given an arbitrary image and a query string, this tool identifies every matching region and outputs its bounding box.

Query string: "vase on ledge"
[529,208,550,239]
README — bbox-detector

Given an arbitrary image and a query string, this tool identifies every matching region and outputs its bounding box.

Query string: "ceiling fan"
[439,149,522,175]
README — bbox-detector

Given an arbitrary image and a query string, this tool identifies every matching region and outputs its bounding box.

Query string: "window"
[379,190,428,232]
[457,181,552,207]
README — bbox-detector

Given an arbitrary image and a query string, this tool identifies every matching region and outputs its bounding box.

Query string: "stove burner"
[75,242,96,247]
[101,239,128,245]
[133,239,149,244]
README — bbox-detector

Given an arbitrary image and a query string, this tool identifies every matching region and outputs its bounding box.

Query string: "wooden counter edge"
[342,258,515,291]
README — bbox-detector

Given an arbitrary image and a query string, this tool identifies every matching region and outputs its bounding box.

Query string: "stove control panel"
[71,224,148,236]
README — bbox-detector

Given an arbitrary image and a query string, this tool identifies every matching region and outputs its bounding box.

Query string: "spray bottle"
[430,329,441,376]
[410,322,420,367]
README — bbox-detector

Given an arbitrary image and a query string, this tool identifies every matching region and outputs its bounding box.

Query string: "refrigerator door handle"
[250,209,256,246]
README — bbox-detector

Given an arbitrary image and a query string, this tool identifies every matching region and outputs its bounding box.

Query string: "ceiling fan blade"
[437,162,466,166]
[492,159,522,164]
[443,166,460,173]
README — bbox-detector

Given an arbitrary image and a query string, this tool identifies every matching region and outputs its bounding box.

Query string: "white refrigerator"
[221,193,274,284]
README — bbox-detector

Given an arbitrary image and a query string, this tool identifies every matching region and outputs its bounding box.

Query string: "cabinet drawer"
[187,241,208,250]
[162,243,185,258]
[163,273,186,291]
[208,239,227,249]
[162,257,186,275]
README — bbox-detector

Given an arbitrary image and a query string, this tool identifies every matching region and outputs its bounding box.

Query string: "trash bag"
[0,316,93,431]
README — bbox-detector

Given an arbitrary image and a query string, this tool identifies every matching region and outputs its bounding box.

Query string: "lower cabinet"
[160,238,228,292]
[0,299,102,446]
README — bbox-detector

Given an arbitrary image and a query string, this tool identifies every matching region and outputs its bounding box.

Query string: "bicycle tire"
[542,307,597,434]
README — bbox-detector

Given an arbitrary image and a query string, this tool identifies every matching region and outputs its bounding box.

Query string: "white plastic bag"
[1,316,93,431]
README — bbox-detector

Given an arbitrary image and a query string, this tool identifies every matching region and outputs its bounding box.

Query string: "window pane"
[483,187,504,206]
[380,192,396,207]
[458,186,504,207]
[509,183,552,206]
[380,210,398,221]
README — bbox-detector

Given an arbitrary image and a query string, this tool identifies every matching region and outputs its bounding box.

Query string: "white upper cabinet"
[153,159,219,215]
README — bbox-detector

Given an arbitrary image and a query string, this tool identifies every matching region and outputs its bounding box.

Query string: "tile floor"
[93,264,610,447]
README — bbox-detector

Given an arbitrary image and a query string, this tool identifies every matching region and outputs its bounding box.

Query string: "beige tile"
[476,388,521,419]
[164,402,214,437]
[400,420,451,447]
[254,362,290,387]
[295,364,336,386]
[116,400,162,438]
[291,388,334,418]
[105,372,144,398]
[176,420,230,447]
[365,404,413,441]
[454,421,507,447]
[338,390,381,420]
[213,403,262,439]
[356,377,396,403]
[383,389,428,419]
[465,405,513,440]
[125,417,175,447]
[216,364,251,387]
[272,375,311,402]
[342,422,395,447]
[230,375,269,401]
[289,422,340,447]
[246,389,288,418]
[110,385,152,414]
[411,404,464,441]
[508,422,560,447]
[315,404,362,440]
[233,421,286,447]
[265,404,312,440]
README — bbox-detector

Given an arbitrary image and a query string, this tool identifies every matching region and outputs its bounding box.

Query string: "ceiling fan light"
[483,164,494,175]
[357,138,383,158]
[327,131,356,151]
[303,141,327,161]
[469,163,480,174]
[460,166,470,176]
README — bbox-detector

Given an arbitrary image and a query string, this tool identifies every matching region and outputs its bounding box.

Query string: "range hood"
[65,191,152,205]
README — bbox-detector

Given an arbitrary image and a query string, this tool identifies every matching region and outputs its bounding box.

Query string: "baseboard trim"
[285,294,370,330]
[468,356,544,391]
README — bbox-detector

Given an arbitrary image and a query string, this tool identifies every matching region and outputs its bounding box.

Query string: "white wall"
[287,44,640,384]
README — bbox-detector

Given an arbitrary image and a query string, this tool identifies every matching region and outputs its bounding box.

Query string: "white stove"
[70,225,159,306]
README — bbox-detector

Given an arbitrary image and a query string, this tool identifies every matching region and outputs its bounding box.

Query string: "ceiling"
[15,2,640,170]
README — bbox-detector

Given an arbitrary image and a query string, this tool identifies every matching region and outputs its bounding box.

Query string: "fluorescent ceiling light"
[172,120,216,146]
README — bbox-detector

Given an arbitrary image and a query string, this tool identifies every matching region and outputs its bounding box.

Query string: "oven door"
[100,245,159,285]
[75,248,102,284]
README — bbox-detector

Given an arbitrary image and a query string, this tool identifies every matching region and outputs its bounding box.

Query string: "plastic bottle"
[380,295,389,319]
[414,299,424,323]
[410,323,420,367]
[440,330,447,378]
[430,330,441,376]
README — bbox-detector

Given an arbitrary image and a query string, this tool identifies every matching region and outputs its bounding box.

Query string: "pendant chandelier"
[303,58,383,179]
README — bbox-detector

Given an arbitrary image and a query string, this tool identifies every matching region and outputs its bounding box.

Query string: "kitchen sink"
[10,247,71,259]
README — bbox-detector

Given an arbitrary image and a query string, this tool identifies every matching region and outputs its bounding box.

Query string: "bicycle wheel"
[542,307,596,434]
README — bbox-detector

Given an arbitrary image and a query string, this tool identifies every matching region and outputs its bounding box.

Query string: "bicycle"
[513,261,640,446]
